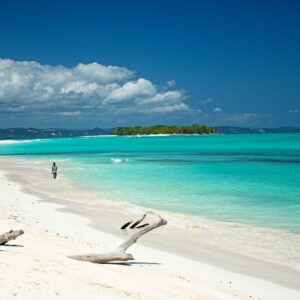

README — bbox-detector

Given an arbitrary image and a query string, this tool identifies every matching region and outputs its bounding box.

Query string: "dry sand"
[0,165,300,299]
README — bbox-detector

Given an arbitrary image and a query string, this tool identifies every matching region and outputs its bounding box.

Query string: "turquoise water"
[1,134,300,233]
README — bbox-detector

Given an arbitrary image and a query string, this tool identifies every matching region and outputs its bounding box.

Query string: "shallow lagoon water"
[1,133,299,233]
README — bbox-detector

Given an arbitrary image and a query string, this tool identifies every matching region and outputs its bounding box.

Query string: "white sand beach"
[1,159,300,299]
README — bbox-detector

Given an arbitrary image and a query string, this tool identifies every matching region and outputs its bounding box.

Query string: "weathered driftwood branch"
[69,212,167,263]
[120,213,149,230]
[0,230,24,245]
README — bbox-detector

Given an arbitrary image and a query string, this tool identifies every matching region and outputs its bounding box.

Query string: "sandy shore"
[0,160,300,299]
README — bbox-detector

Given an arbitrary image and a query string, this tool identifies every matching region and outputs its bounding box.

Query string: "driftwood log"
[69,212,167,263]
[0,230,24,245]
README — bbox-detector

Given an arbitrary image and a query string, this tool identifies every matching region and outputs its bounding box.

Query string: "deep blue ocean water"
[1,134,299,233]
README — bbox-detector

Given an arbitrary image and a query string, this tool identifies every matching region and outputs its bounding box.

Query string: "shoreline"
[0,157,299,294]
[0,133,218,142]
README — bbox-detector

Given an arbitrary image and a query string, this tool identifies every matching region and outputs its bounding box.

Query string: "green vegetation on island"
[113,124,218,136]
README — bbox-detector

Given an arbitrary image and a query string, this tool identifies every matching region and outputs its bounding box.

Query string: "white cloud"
[106,78,155,103]
[74,62,132,82]
[213,107,222,113]
[140,102,189,113]
[57,111,81,116]
[0,58,188,117]
[288,109,299,113]
[200,98,213,104]
[166,80,176,87]
[224,113,257,123]
[193,112,259,126]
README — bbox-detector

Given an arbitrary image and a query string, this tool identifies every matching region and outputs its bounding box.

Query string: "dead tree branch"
[69,212,167,263]
[0,230,24,245]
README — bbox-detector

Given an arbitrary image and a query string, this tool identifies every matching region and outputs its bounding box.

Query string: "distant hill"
[0,128,111,139]
[0,126,300,139]
[215,126,300,134]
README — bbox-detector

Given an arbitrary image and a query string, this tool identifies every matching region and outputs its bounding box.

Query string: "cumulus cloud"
[0,58,188,119]
[213,107,222,113]
[106,78,156,103]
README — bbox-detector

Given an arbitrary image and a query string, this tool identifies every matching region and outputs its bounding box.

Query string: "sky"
[0,0,299,128]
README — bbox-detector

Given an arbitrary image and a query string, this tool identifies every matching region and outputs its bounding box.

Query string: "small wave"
[111,158,123,163]
[81,135,117,138]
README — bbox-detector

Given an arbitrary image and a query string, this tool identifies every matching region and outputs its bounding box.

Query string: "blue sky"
[0,0,299,128]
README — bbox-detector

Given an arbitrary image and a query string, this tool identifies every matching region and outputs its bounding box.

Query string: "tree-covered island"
[113,124,218,136]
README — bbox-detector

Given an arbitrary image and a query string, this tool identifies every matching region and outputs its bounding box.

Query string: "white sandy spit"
[0,140,37,145]
[0,170,300,299]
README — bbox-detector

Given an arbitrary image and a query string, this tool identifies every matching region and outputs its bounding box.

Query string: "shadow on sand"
[0,244,24,247]
[104,261,161,266]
